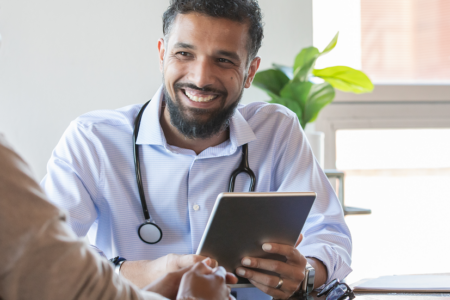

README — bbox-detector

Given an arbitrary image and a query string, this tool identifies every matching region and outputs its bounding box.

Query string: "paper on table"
[352,274,450,293]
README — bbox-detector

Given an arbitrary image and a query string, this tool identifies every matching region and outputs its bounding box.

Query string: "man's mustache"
[174,82,227,96]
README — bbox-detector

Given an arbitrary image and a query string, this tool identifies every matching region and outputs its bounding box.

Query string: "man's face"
[158,13,260,139]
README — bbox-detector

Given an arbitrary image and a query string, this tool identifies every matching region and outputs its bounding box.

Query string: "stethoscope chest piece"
[138,222,163,244]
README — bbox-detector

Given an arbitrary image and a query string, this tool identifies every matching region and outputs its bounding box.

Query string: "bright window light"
[336,129,450,284]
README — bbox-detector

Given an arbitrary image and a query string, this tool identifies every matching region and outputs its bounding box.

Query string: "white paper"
[352,274,450,292]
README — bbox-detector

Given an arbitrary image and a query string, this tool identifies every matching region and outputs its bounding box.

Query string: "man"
[0,133,238,300]
[41,1,352,299]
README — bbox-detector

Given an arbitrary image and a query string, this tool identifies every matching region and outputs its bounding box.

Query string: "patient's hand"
[120,254,218,288]
[176,259,238,300]
[145,258,237,300]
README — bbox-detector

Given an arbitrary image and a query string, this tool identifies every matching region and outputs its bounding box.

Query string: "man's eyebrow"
[173,42,196,50]
[217,50,241,62]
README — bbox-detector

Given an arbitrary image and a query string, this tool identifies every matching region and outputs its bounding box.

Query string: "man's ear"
[157,38,166,72]
[244,56,261,88]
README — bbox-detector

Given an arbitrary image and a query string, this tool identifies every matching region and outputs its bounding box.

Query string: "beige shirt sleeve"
[0,134,168,300]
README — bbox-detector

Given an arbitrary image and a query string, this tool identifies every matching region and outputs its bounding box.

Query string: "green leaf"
[292,55,318,82]
[312,66,374,93]
[321,32,339,55]
[253,69,290,96]
[279,81,313,126]
[272,63,293,79]
[280,81,313,108]
[304,82,335,124]
[292,47,320,82]
[293,47,320,71]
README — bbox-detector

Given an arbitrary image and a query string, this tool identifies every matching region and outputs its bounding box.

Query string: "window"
[314,0,450,84]
[314,0,450,283]
[361,0,450,83]
[337,129,450,283]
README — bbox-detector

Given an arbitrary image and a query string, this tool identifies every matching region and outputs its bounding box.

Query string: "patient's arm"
[0,134,166,300]
[120,254,218,288]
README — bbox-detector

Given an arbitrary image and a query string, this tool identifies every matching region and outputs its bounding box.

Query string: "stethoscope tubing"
[133,100,256,244]
[133,100,152,221]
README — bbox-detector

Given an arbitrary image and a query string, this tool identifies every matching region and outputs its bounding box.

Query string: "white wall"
[0,0,312,179]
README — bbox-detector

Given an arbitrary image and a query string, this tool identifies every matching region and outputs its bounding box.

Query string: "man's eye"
[177,52,190,56]
[218,58,232,64]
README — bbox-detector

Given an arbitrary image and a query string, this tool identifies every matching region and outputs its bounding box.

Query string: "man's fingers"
[208,258,218,268]
[177,254,218,268]
[249,279,291,300]
[189,260,214,275]
[261,243,304,264]
[212,266,227,278]
[172,264,194,277]
[294,233,303,248]
[226,272,238,284]
[240,256,305,281]
[236,267,300,294]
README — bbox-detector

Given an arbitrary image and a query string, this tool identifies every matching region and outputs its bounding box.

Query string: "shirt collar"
[136,85,257,150]
[229,104,257,149]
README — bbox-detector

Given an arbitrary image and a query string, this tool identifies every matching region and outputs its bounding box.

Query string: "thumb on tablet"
[295,233,304,248]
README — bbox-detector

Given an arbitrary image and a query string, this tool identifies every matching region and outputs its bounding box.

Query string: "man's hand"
[235,234,306,299]
[121,254,218,288]
[145,258,238,300]
[176,259,238,300]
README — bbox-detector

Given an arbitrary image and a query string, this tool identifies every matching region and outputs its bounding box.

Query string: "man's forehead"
[167,13,249,53]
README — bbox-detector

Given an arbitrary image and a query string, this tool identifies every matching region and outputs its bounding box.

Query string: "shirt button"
[193,204,200,211]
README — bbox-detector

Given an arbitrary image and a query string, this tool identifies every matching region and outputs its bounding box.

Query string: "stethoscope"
[134,100,256,244]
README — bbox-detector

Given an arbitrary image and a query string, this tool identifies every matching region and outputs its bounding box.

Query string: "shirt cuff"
[300,243,352,289]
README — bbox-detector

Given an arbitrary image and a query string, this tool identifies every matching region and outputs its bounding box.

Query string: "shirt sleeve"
[0,134,168,300]
[272,115,353,285]
[41,121,101,237]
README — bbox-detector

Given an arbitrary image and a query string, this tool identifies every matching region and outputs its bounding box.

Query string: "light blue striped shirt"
[41,86,352,299]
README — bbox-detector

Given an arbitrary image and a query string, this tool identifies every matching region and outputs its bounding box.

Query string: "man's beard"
[163,82,244,140]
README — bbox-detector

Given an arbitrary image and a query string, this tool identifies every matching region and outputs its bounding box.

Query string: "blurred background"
[1,0,449,284]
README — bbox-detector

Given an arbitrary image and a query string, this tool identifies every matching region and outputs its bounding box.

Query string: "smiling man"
[41,1,352,299]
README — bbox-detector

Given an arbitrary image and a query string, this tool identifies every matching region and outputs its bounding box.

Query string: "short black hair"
[162,0,264,63]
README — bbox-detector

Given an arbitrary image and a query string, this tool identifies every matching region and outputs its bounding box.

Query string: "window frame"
[315,84,450,169]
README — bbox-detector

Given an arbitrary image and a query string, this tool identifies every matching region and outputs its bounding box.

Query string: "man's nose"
[189,58,216,88]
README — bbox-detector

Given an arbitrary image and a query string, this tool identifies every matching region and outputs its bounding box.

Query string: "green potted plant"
[253,33,374,166]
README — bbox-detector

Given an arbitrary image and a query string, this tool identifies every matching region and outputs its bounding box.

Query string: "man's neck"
[159,104,229,155]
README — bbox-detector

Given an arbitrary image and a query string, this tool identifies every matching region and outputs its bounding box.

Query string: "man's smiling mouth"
[183,89,219,103]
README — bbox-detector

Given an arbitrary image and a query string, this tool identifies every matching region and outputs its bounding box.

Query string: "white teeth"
[185,90,216,102]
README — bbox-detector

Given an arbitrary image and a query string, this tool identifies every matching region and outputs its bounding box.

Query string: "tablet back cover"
[196,192,316,284]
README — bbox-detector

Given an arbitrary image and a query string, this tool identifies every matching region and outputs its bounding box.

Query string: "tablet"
[196,192,316,287]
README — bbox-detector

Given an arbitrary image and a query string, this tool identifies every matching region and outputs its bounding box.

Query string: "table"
[306,291,450,299]
[325,169,372,216]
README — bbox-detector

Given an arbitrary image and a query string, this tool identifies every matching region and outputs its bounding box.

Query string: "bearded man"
[41,1,352,299]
